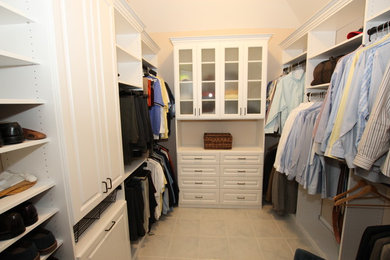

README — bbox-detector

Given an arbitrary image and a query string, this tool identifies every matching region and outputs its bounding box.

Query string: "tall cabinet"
[171,35,270,208]
[0,0,159,259]
[280,0,390,259]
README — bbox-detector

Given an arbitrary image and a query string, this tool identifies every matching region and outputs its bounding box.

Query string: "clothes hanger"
[333,179,367,201]
[334,183,390,206]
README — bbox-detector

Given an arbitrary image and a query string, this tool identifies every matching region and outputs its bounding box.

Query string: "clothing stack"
[356,225,390,260]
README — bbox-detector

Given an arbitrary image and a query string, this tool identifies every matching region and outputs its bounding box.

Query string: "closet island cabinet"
[171,35,270,119]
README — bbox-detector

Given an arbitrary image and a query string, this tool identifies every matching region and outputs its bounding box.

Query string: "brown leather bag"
[311,55,343,86]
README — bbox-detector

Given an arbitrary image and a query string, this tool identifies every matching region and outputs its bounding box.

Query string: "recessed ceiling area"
[128,0,331,32]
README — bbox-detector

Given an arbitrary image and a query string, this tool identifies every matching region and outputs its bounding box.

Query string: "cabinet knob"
[195,181,203,184]
[237,196,246,200]
[237,170,246,173]
[194,170,203,173]
[195,195,203,199]
[237,182,246,185]
[105,221,116,232]
[238,158,246,160]
[102,181,108,193]
[194,157,203,160]
[107,178,112,189]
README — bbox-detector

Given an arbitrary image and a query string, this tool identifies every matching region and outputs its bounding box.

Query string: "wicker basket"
[204,133,232,149]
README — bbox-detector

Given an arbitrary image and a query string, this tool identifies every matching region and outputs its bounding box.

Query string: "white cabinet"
[172,35,270,119]
[76,201,132,260]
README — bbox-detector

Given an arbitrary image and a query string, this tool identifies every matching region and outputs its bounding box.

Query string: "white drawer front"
[221,165,262,177]
[178,164,219,177]
[179,177,219,189]
[220,153,263,164]
[220,177,262,190]
[180,189,219,205]
[220,189,261,206]
[178,153,219,164]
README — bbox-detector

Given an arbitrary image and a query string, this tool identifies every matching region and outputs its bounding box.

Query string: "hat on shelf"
[347,27,363,39]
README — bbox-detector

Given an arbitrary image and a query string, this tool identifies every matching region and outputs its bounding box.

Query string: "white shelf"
[247,79,262,82]
[179,62,193,65]
[0,207,59,252]
[247,98,261,101]
[117,80,142,89]
[248,60,262,63]
[202,62,215,64]
[309,34,362,59]
[177,146,263,153]
[116,45,141,63]
[0,49,40,67]
[179,99,194,102]
[307,83,330,89]
[0,99,45,105]
[283,51,307,66]
[201,99,216,102]
[0,1,36,25]
[179,81,193,84]
[224,98,239,101]
[124,155,147,179]
[202,80,215,83]
[142,58,157,70]
[41,239,63,260]
[225,61,239,64]
[367,6,390,22]
[0,180,55,214]
[0,139,49,154]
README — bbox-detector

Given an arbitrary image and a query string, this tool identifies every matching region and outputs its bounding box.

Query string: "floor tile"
[225,219,255,237]
[199,219,227,237]
[286,237,321,256]
[257,238,294,260]
[219,208,248,221]
[251,219,283,238]
[198,237,229,259]
[200,208,224,221]
[173,219,200,236]
[246,208,274,220]
[228,237,264,260]
[150,216,177,236]
[138,234,171,257]
[168,236,199,259]
[273,216,305,238]
[174,207,201,220]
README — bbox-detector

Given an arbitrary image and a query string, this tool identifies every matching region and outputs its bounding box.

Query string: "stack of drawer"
[177,151,263,208]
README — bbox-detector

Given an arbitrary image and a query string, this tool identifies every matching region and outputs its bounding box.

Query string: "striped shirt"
[354,63,390,177]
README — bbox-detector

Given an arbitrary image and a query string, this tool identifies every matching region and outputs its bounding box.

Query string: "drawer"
[179,177,219,189]
[220,189,262,206]
[178,164,219,177]
[221,165,262,177]
[220,177,262,190]
[220,153,263,164]
[179,189,219,205]
[178,153,219,164]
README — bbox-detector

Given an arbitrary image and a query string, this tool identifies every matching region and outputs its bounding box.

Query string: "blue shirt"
[148,76,164,136]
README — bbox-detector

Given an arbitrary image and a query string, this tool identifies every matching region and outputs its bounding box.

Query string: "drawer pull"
[237,182,246,185]
[237,170,246,173]
[195,195,203,199]
[194,157,203,160]
[238,158,246,160]
[194,170,203,172]
[195,181,203,184]
[237,196,246,200]
[105,221,116,232]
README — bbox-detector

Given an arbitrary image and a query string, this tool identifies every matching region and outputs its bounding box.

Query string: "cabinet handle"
[194,170,203,172]
[237,196,246,200]
[195,181,203,184]
[107,178,112,189]
[195,195,203,199]
[105,221,116,232]
[237,170,246,173]
[237,182,246,185]
[244,108,247,115]
[240,107,242,115]
[194,108,196,116]
[194,157,203,160]
[238,158,246,160]
[198,108,200,115]
[102,181,108,193]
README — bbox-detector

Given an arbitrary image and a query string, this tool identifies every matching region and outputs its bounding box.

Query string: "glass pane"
[180,64,193,81]
[180,101,193,115]
[225,48,238,61]
[248,47,262,61]
[225,63,239,80]
[202,82,215,100]
[202,101,215,114]
[225,100,238,114]
[247,81,261,99]
[202,64,215,81]
[225,82,238,100]
[180,82,193,100]
[179,49,192,63]
[202,49,215,62]
[248,62,262,80]
[247,100,261,114]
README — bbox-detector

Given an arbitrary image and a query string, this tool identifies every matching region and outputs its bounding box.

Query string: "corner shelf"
[0,1,36,25]
[367,6,390,22]
[0,139,49,154]
[0,49,40,67]
[0,180,55,214]
[116,45,141,63]
[124,155,147,179]
[0,99,45,105]
[0,207,59,252]
[309,34,362,59]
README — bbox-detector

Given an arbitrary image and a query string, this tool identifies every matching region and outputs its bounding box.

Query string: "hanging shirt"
[157,76,170,139]
[145,159,166,220]
[148,76,164,138]
[265,68,305,134]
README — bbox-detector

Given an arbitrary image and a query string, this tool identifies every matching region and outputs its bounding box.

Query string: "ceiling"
[128,0,331,33]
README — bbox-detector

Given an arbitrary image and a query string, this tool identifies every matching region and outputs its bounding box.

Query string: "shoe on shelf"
[0,211,26,241]
[22,128,46,140]
[28,227,57,255]
[0,122,25,145]
[15,201,38,227]
[1,240,40,260]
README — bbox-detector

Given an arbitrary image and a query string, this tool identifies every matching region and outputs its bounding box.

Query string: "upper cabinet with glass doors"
[171,35,270,120]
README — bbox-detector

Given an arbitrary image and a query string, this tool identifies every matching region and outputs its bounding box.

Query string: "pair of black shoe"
[1,228,58,260]
[0,122,25,146]
[0,202,38,241]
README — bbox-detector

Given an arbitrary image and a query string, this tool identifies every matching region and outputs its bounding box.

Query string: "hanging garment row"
[124,145,179,241]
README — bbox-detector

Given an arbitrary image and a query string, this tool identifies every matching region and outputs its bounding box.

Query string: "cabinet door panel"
[177,48,196,118]
[199,46,218,117]
[245,46,264,117]
[222,46,241,118]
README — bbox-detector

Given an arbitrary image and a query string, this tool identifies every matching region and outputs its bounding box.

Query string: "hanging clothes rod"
[283,60,306,74]
[367,20,390,41]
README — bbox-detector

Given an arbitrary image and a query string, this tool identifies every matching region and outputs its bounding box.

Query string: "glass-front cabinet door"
[198,47,217,117]
[222,46,241,117]
[178,48,196,117]
[245,46,263,116]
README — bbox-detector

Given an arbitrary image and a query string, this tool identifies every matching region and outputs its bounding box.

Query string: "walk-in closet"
[1,0,390,259]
